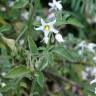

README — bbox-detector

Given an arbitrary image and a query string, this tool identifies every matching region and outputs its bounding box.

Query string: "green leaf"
[53,47,80,62]
[66,17,84,28]
[31,38,38,54]
[13,0,28,9]
[6,65,30,79]
[56,12,83,28]
[0,24,12,33]
[35,56,48,71]
[35,72,44,88]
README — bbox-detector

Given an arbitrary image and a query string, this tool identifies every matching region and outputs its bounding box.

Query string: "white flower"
[0,93,3,96]
[35,18,58,43]
[8,1,14,7]
[1,82,6,88]
[87,43,96,53]
[48,0,62,11]
[95,87,96,94]
[93,56,96,63]
[19,39,24,46]
[1,72,6,77]
[91,67,96,76]
[86,67,92,72]
[76,41,87,50]
[55,33,64,42]
[75,41,87,55]
[90,79,96,94]
[35,16,41,22]
[81,71,88,80]
[0,6,6,12]
[77,50,83,55]
[47,13,55,21]
[21,10,29,20]
[90,78,96,84]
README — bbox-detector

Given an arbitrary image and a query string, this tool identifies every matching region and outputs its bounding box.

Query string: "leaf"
[53,47,80,62]
[13,0,28,9]
[56,12,83,28]
[35,56,48,71]
[66,17,84,28]
[6,65,30,79]
[0,24,12,33]
[31,38,38,54]
[35,72,44,88]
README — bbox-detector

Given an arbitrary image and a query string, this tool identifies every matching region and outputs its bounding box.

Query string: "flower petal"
[53,0,56,3]
[56,3,62,10]
[44,30,49,37]
[41,18,46,25]
[47,13,55,21]
[55,33,64,42]
[50,27,59,33]
[43,37,49,44]
[48,2,54,7]
[58,1,61,3]
[48,19,56,25]
[90,78,96,84]
[35,26,43,31]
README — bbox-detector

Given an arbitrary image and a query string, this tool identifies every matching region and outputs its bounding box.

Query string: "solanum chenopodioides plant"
[0,0,64,95]
[1,0,96,95]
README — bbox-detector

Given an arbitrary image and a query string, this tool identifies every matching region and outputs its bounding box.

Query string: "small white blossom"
[76,41,96,55]
[86,67,92,72]
[87,15,96,24]
[35,16,41,22]
[95,87,96,94]
[78,50,83,55]
[90,78,96,84]
[19,39,24,46]
[1,82,6,88]
[55,33,64,42]
[0,93,3,96]
[93,56,96,63]
[81,67,96,80]
[48,0,62,11]
[75,41,87,55]
[8,1,14,7]
[91,67,96,76]
[87,43,96,53]
[21,10,29,20]
[0,6,6,12]
[90,78,96,94]
[81,71,88,80]
[35,18,58,43]
[47,13,55,21]
[76,41,87,50]
[1,72,6,77]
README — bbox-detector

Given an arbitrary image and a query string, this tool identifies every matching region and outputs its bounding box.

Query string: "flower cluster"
[76,41,96,54]
[81,67,96,80]
[75,40,96,63]
[77,41,96,94]
[81,66,96,93]
[35,0,64,44]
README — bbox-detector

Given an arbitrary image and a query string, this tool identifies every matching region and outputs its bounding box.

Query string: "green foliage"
[6,65,31,79]
[0,0,96,96]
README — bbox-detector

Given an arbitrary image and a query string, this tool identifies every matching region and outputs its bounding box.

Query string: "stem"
[43,69,82,88]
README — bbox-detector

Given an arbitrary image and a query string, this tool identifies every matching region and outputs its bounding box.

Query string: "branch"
[43,69,82,89]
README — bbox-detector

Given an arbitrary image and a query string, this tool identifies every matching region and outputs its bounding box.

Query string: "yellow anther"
[44,25,49,31]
